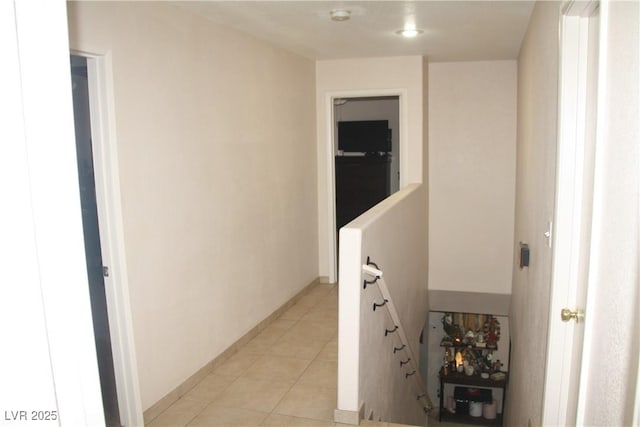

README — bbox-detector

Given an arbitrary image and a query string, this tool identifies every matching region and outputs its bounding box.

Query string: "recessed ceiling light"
[330,9,351,22]
[395,28,424,38]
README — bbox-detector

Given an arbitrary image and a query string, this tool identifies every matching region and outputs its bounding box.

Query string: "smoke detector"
[330,9,351,22]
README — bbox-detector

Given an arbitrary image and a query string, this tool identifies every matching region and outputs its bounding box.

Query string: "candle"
[455,351,463,367]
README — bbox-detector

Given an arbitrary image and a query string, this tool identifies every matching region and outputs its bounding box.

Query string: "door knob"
[561,308,585,323]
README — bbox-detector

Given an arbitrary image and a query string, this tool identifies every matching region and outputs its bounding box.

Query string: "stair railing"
[362,256,433,417]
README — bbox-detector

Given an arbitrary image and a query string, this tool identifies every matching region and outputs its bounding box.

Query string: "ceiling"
[174,1,535,62]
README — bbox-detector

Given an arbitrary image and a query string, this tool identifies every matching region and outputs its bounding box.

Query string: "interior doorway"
[542,3,600,425]
[333,96,400,238]
[70,54,121,427]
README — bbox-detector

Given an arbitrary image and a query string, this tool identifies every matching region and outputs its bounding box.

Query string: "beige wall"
[316,56,426,281]
[428,61,517,295]
[507,3,562,426]
[67,2,318,410]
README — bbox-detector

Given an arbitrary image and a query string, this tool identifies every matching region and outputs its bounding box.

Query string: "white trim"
[634,8,640,425]
[542,13,583,427]
[325,93,338,284]
[1,0,61,416]
[77,50,144,427]
[542,7,598,426]
[635,328,640,427]
[325,89,409,282]
[337,227,362,414]
[575,1,607,423]
[13,1,105,424]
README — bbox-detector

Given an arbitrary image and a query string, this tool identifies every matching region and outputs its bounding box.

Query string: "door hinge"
[102,266,110,277]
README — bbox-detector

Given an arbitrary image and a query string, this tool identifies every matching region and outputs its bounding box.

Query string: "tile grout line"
[266,294,338,423]
[222,284,333,423]
[265,289,329,421]
[261,285,338,423]
[209,303,308,422]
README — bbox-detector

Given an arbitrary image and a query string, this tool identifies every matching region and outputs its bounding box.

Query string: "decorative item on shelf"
[475,331,486,348]
[490,371,506,381]
[464,362,475,376]
[463,329,476,345]
[462,348,477,365]
[454,313,464,329]
[442,312,455,335]
[480,351,493,373]
[483,400,497,420]
[481,372,490,379]
[455,351,464,370]
[443,348,453,376]
[447,396,456,413]
[483,315,501,349]
[469,401,483,417]
[452,323,463,344]
[464,313,478,335]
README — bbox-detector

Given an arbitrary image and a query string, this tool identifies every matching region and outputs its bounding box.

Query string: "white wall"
[316,56,426,282]
[428,61,517,295]
[578,1,639,424]
[507,3,562,426]
[334,97,400,194]
[67,2,318,410]
[338,184,429,425]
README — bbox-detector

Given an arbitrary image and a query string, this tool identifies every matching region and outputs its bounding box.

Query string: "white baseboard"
[334,402,365,425]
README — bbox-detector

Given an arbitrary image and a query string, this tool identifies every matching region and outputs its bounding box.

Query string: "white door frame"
[542,2,599,425]
[74,49,144,427]
[7,1,106,424]
[325,89,408,283]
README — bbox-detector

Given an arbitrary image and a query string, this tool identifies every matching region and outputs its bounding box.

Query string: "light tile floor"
[146,284,435,427]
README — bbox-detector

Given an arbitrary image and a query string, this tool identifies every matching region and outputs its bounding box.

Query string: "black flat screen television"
[338,120,391,153]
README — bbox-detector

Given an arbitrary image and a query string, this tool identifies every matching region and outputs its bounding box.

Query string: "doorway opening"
[333,96,400,252]
[70,54,121,427]
[68,53,142,426]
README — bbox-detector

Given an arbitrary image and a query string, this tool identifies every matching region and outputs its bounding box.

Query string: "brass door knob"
[561,308,585,323]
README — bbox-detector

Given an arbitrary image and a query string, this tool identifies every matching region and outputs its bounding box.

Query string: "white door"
[542,3,600,426]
